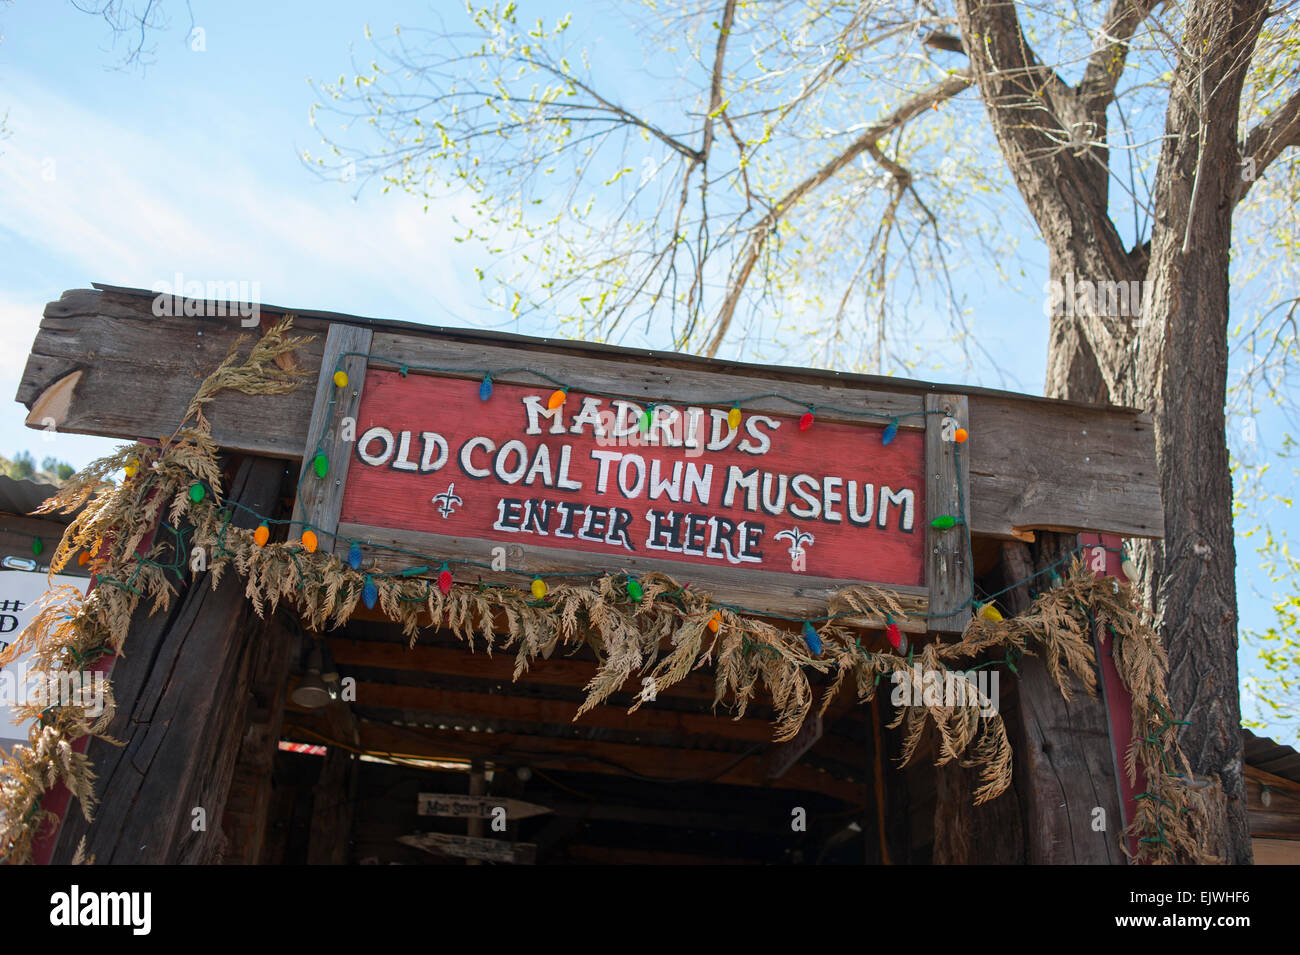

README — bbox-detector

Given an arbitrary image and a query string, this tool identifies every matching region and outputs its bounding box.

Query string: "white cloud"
[0,70,485,323]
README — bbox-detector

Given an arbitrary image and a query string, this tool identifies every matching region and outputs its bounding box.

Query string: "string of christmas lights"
[247,351,1084,645]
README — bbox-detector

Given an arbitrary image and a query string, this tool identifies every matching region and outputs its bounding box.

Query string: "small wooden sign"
[398,831,537,864]
[416,793,552,820]
[294,327,978,627]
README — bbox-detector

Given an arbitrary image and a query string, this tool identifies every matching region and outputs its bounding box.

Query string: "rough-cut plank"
[17,289,323,458]
[925,394,972,630]
[968,396,1162,538]
[289,323,372,541]
[1002,534,1124,864]
[17,288,1163,540]
[932,759,1026,863]
[931,676,1026,863]
[306,700,360,865]
[334,522,929,629]
[51,456,287,864]
[366,331,925,428]
[220,609,296,864]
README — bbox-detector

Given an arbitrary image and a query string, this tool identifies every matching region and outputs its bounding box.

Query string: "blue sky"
[0,1,1292,738]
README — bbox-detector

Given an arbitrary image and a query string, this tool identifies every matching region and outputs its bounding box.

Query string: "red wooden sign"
[338,370,927,587]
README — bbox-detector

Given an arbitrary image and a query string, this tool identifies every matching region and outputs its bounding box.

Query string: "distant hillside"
[0,452,75,486]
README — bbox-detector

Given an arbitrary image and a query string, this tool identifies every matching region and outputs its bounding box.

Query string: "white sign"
[416,793,552,820]
[0,570,91,755]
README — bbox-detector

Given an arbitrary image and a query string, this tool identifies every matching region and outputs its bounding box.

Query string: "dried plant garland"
[0,319,1211,864]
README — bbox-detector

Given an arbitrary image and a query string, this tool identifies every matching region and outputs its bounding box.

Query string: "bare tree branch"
[1237,85,1300,205]
[699,0,738,165]
[704,69,973,356]
[1079,0,1164,106]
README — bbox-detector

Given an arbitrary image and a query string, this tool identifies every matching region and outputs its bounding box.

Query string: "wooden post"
[925,394,972,631]
[1001,532,1124,863]
[306,697,360,864]
[290,323,372,546]
[932,678,1027,863]
[49,456,288,864]
[221,608,297,864]
[466,758,486,866]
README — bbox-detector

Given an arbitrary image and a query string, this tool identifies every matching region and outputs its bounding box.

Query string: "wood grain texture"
[925,394,972,631]
[17,288,1164,540]
[219,609,296,864]
[366,330,925,428]
[289,323,372,540]
[51,457,287,864]
[1002,534,1124,864]
[967,395,1162,538]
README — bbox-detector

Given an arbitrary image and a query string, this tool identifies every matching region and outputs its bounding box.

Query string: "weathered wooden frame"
[19,286,1165,634]
[289,329,984,629]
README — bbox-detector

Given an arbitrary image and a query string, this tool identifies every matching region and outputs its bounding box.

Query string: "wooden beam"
[336,521,929,627]
[289,323,372,542]
[51,456,287,863]
[925,394,972,631]
[220,608,297,864]
[325,637,723,702]
[1246,764,1300,793]
[306,713,360,864]
[18,288,1164,541]
[18,290,323,459]
[1001,534,1124,864]
[282,714,865,803]
[328,680,778,742]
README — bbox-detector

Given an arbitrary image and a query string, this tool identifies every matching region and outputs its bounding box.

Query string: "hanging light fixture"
[291,643,332,709]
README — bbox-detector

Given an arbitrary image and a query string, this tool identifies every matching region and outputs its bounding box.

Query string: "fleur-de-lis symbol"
[431,483,464,518]
[774,527,815,560]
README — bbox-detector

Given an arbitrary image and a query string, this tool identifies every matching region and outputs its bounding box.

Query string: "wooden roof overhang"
[15,285,1164,817]
[19,285,1163,545]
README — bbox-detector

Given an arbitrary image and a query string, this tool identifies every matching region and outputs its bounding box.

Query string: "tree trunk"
[957,0,1262,863]
[1119,0,1269,864]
